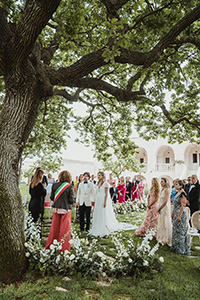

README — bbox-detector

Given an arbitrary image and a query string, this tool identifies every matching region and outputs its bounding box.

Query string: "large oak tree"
[0,0,200,282]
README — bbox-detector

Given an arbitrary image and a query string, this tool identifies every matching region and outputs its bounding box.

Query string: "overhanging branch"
[9,0,61,65]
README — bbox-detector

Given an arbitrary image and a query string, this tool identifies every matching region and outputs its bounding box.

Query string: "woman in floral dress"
[157,177,172,246]
[134,178,160,236]
[117,176,126,203]
[171,180,190,255]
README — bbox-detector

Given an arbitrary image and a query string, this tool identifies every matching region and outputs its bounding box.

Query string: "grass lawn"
[1,184,199,299]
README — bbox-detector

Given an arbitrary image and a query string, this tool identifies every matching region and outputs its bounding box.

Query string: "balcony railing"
[155,163,175,171]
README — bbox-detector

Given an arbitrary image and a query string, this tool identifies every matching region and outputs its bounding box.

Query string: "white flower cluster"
[108,229,161,275]
[136,229,158,257]
[24,213,163,278]
[113,199,147,215]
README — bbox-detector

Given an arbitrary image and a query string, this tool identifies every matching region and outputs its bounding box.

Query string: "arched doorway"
[156,146,175,171]
[135,147,148,170]
[184,144,200,171]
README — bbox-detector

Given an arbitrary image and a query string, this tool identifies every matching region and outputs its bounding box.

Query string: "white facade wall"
[133,138,200,186]
[22,138,200,186]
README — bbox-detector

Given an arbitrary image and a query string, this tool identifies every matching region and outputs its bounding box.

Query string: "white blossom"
[143,260,149,266]
[96,251,104,258]
[56,255,61,264]
[69,254,75,260]
[123,252,129,257]
[159,256,164,263]
[50,244,55,250]
[58,244,62,251]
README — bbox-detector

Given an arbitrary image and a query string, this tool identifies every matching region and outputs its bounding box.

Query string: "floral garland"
[24,213,163,278]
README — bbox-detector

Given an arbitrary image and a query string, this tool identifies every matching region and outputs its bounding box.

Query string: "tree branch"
[171,36,200,50]
[9,0,61,66]
[145,5,200,66]
[100,0,130,19]
[161,104,200,130]
[53,88,95,107]
[41,25,60,65]
[0,7,12,74]
[68,77,146,102]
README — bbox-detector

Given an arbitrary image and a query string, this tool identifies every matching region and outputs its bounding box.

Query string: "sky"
[61,90,173,168]
[62,127,96,162]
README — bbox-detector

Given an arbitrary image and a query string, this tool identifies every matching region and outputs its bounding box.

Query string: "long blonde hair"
[97,171,106,186]
[161,177,170,189]
[30,169,44,188]
[150,177,160,199]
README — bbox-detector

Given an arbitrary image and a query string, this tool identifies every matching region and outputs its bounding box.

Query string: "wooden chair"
[188,210,200,245]
[184,207,190,229]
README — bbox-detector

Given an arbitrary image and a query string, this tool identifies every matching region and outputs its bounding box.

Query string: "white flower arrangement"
[113,199,147,215]
[24,212,163,278]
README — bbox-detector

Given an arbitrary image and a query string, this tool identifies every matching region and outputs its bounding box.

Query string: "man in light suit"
[188,174,200,215]
[76,172,95,232]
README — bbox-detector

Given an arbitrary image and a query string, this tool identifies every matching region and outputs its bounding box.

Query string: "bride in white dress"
[89,172,136,237]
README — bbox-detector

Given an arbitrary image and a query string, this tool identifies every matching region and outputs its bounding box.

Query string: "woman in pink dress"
[138,179,145,201]
[117,176,126,203]
[131,179,139,201]
[134,178,160,236]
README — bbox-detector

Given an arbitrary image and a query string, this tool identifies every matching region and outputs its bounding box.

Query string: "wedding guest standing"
[107,173,116,187]
[184,176,191,195]
[44,173,55,207]
[170,179,178,204]
[117,176,126,203]
[157,177,172,246]
[90,174,97,185]
[36,167,48,222]
[73,174,83,223]
[138,179,145,201]
[110,182,118,203]
[172,180,190,255]
[76,172,95,232]
[29,169,46,223]
[187,175,200,215]
[131,178,139,201]
[135,178,160,236]
[125,176,132,201]
[46,170,74,252]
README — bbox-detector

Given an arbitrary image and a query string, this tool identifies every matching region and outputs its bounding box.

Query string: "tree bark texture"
[0,66,52,282]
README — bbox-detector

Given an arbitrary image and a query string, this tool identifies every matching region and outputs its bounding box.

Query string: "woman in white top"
[90,171,136,237]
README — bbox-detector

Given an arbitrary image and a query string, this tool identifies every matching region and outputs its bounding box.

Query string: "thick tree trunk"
[0,68,51,283]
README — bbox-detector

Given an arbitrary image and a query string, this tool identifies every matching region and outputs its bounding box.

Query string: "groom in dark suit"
[187,175,200,215]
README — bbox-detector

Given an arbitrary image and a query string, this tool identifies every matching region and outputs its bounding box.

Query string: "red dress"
[134,192,159,236]
[138,182,144,201]
[131,185,139,201]
[117,184,126,203]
